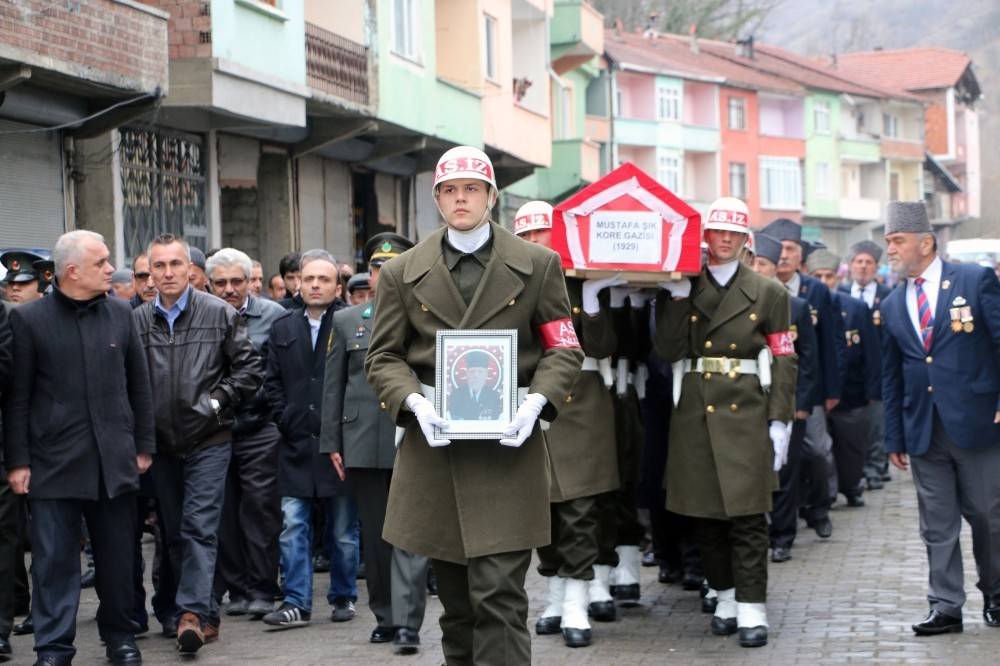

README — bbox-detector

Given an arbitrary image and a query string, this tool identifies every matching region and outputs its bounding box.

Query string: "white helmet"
[513,201,553,236]
[704,196,751,234]
[432,146,498,197]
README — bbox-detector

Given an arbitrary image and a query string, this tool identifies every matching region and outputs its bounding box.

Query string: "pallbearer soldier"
[750,233,818,563]
[364,147,583,666]
[654,198,796,648]
[514,200,621,648]
[839,240,892,490]
[760,218,845,539]
[806,247,880,508]
[321,232,431,655]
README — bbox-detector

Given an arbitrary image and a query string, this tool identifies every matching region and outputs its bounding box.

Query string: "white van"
[944,239,1000,267]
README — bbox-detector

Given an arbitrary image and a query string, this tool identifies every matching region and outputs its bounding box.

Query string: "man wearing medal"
[364,147,583,665]
[881,200,1000,635]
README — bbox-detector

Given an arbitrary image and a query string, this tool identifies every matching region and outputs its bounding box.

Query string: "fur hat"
[805,248,840,273]
[885,201,931,235]
[848,240,883,263]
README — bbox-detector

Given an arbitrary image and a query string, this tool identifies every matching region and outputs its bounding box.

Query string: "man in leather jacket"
[206,248,285,620]
[133,234,261,655]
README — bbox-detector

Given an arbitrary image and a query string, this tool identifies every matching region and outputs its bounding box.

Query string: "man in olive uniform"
[515,200,621,648]
[321,232,430,655]
[655,198,796,648]
[1,251,46,304]
[365,146,583,666]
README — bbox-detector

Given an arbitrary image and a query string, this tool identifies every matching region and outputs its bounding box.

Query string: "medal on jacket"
[872,309,881,326]
[950,307,962,333]
[809,306,818,327]
[789,324,798,342]
[356,325,366,338]
[960,305,974,333]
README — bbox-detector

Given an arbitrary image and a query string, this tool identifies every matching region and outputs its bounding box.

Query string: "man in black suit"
[0,300,15,661]
[3,230,156,666]
[447,351,503,421]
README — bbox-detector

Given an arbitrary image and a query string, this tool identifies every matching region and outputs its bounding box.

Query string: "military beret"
[753,234,782,265]
[365,232,414,267]
[760,218,802,243]
[885,201,931,235]
[805,248,841,273]
[848,240,883,263]
[347,272,371,293]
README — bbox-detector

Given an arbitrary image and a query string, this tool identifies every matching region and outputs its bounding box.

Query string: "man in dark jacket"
[4,230,156,666]
[206,248,285,620]
[264,249,358,629]
[0,300,17,661]
[277,252,304,310]
[133,234,261,655]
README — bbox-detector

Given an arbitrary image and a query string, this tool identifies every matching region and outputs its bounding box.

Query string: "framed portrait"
[435,329,518,440]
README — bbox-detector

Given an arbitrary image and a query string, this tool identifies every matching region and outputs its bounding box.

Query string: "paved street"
[7,472,998,665]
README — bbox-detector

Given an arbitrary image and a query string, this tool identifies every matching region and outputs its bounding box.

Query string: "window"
[615,89,624,116]
[656,86,680,121]
[813,101,830,135]
[883,113,899,138]
[392,0,420,61]
[555,84,573,139]
[728,97,746,130]
[658,154,681,193]
[759,157,802,210]
[483,13,498,81]
[815,161,831,197]
[728,163,747,199]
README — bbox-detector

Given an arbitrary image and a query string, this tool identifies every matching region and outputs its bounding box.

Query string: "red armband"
[767,331,795,356]
[538,318,581,350]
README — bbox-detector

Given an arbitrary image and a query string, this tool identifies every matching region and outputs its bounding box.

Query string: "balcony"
[306,22,370,106]
[586,114,610,143]
[840,138,881,163]
[614,117,659,147]
[682,125,720,153]
[840,197,881,221]
[551,1,604,65]
[881,138,924,161]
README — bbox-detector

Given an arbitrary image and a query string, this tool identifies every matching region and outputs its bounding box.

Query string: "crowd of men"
[0,144,997,666]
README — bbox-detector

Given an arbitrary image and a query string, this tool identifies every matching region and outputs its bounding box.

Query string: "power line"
[0,92,158,135]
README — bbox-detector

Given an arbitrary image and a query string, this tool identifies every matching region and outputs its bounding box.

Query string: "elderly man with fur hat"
[880,201,1000,636]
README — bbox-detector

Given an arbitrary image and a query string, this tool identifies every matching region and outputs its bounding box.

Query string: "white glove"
[500,393,547,448]
[628,289,655,309]
[405,393,451,447]
[658,278,691,299]
[609,286,638,309]
[769,420,790,472]
[581,276,626,315]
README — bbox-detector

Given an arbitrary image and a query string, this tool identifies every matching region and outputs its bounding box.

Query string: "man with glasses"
[129,254,157,308]
[206,249,285,620]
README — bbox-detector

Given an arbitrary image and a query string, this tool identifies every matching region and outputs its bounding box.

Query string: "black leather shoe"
[13,617,33,636]
[80,567,96,589]
[312,554,330,573]
[0,635,11,661]
[106,639,142,665]
[814,516,833,539]
[771,547,792,563]
[613,583,640,605]
[641,550,657,567]
[681,573,703,591]
[159,617,177,638]
[535,615,561,635]
[657,567,678,584]
[985,594,1000,627]
[562,627,591,648]
[739,625,768,647]
[587,601,616,622]
[393,627,420,655]
[846,495,865,508]
[701,596,717,614]
[867,477,883,491]
[33,655,72,666]
[912,610,963,635]
[370,625,396,643]
[710,616,737,635]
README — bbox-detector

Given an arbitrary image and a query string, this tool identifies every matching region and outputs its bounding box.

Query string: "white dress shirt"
[782,271,801,296]
[905,256,943,342]
[851,281,877,309]
[707,260,739,287]
[305,311,322,350]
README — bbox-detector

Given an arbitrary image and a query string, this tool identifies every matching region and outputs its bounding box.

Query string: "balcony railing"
[306,22,369,106]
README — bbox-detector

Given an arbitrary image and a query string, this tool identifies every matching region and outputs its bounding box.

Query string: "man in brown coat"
[654,198,796,648]
[365,147,583,666]
[514,200,621,648]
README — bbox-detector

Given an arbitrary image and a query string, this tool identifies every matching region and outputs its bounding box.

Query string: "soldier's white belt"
[670,348,773,407]
[581,357,600,372]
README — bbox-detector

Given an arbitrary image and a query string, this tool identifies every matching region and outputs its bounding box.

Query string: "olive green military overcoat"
[365,223,584,564]
[654,264,796,520]
[544,278,620,502]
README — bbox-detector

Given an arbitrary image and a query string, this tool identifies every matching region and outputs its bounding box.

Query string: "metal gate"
[0,119,66,249]
[120,127,207,261]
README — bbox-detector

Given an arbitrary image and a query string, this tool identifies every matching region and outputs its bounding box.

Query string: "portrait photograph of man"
[447,350,503,422]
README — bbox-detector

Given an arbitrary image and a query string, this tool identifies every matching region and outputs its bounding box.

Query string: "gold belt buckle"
[701,357,728,374]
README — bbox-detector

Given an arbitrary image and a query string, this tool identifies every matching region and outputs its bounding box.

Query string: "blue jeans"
[279,496,359,611]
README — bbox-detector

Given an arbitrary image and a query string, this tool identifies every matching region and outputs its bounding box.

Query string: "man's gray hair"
[205,247,253,279]
[300,249,338,269]
[52,229,106,278]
